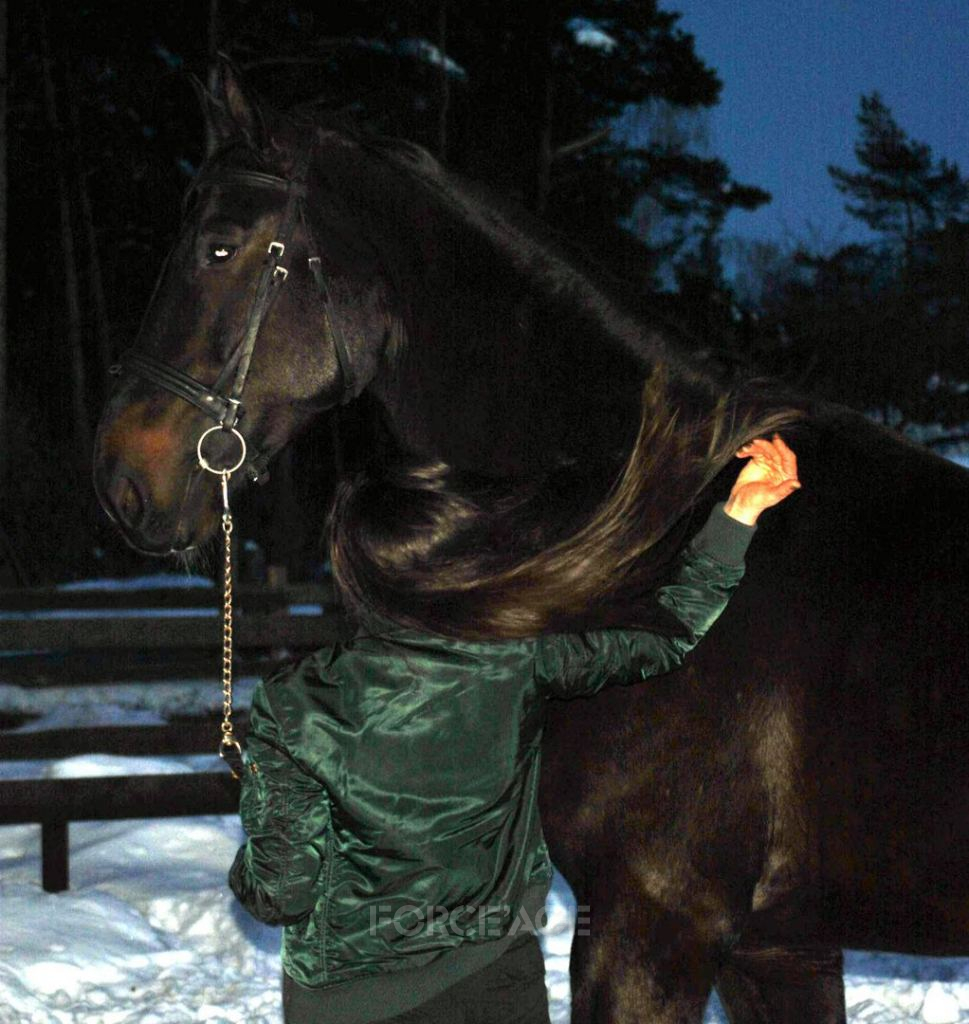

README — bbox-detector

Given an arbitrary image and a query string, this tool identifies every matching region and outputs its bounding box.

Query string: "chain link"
[217,469,244,779]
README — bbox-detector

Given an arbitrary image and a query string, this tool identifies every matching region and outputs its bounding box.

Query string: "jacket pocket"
[239,760,287,837]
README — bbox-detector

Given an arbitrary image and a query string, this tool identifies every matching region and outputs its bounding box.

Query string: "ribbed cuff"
[689,501,756,566]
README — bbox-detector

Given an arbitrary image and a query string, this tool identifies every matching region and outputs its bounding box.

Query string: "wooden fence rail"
[1,772,240,892]
[1,612,348,651]
[2,715,248,892]
[0,719,244,761]
[0,581,346,891]
[0,582,351,685]
[0,582,336,612]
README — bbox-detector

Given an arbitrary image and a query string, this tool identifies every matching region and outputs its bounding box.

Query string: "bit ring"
[197,426,247,475]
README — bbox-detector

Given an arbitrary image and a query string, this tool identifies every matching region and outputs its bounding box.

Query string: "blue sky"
[668,0,969,249]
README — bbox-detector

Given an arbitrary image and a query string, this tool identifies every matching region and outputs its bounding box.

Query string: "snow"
[397,38,467,79]
[869,413,969,471]
[3,582,969,1021]
[5,687,969,1021]
[568,18,618,53]
[0,814,280,1024]
[57,575,215,592]
[0,609,219,621]
[0,676,261,754]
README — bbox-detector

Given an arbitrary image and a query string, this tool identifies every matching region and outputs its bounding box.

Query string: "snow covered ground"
[3,558,969,1023]
[4,678,969,1023]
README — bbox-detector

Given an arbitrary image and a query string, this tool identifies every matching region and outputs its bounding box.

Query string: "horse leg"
[567,875,739,1024]
[715,943,845,1024]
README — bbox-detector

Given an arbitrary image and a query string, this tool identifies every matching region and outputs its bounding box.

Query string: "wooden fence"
[0,581,349,891]
[0,582,347,686]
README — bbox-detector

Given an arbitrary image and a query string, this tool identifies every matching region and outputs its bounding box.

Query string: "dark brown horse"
[93,65,969,1023]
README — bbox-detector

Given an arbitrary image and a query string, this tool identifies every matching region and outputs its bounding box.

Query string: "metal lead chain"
[218,470,244,779]
[196,425,249,780]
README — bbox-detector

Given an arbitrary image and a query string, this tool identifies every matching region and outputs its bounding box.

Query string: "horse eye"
[206,244,237,265]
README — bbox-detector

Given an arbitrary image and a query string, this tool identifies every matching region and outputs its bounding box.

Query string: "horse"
[93,64,969,1023]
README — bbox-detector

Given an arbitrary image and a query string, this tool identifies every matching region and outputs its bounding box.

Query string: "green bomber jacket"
[228,502,755,1024]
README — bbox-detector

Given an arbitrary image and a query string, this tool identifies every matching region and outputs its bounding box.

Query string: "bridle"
[108,139,359,777]
[111,140,357,483]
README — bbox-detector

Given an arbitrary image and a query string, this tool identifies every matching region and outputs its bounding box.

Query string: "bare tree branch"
[554,127,611,161]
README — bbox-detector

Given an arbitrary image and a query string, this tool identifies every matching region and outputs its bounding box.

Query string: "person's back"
[261,625,553,986]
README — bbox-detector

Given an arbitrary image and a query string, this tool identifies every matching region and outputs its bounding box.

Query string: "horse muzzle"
[93,448,216,555]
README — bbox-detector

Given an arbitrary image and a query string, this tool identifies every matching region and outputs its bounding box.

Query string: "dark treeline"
[1,1,966,583]
[730,92,969,434]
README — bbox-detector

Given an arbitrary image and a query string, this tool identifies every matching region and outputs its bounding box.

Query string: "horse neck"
[350,148,686,478]
[323,137,799,506]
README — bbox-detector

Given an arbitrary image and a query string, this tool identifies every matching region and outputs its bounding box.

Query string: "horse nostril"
[108,473,147,531]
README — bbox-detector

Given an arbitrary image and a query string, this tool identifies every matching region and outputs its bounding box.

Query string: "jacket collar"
[352,606,416,638]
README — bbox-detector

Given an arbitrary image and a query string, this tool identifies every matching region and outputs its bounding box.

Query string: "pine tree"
[218,1,765,285]
[745,95,969,428]
[828,93,969,270]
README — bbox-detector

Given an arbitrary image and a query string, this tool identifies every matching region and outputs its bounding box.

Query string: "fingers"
[736,435,800,486]
[735,440,782,482]
[771,433,798,480]
[736,438,776,460]
[772,476,801,497]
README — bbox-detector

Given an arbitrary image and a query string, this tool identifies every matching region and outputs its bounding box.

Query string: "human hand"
[724,434,801,526]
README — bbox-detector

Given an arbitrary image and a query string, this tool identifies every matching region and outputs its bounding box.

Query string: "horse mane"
[306,111,691,367]
[329,367,806,639]
[254,107,810,636]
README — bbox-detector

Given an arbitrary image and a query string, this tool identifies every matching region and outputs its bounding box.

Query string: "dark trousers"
[382,934,551,1024]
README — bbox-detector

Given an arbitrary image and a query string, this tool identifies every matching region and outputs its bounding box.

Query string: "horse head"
[94,62,390,553]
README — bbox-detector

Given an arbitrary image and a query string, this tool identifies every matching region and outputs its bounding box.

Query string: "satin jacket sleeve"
[227,681,330,926]
[534,502,755,698]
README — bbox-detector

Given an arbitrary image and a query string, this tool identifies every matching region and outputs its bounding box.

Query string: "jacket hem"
[281,881,550,1024]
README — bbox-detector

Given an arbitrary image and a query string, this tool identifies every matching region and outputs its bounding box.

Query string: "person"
[228,434,801,1024]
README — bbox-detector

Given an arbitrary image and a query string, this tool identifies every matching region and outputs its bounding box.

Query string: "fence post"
[41,819,69,892]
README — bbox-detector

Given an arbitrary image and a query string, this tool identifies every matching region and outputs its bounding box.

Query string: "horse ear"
[199,55,270,154]
[187,73,228,156]
[217,57,267,141]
